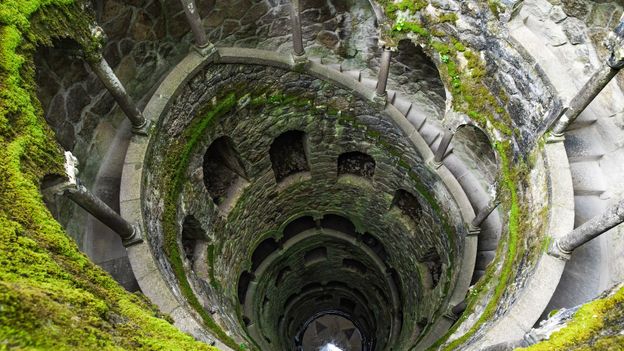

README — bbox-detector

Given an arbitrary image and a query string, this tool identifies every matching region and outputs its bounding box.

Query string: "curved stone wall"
[139,61,468,349]
[34,0,624,350]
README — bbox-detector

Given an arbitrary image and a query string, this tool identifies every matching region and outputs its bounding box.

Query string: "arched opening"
[304,247,328,266]
[269,130,310,183]
[321,214,357,236]
[337,151,376,179]
[389,39,446,119]
[238,271,254,304]
[301,314,364,351]
[282,216,317,242]
[251,237,280,271]
[360,233,388,262]
[453,125,498,185]
[419,248,442,289]
[203,136,248,206]
[343,258,367,275]
[392,189,423,225]
[181,215,205,262]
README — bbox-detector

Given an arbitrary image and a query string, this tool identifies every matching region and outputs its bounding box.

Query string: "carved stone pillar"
[376,46,392,98]
[290,0,305,58]
[550,198,624,259]
[43,152,142,247]
[549,15,624,138]
[89,54,149,134]
[433,129,454,167]
[180,0,216,56]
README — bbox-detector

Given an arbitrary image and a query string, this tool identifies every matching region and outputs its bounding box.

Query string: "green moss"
[488,0,505,19]
[206,244,221,291]
[386,8,531,345]
[161,93,242,350]
[380,4,537,348]
[0,1,219,350]
[519,285,624,351]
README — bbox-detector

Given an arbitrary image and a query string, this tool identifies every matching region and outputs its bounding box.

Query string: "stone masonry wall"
[143,63,468,348]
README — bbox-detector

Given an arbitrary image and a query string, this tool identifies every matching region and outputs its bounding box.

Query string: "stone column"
[550,198,624,259]
[433,129,454,166]
[43,152,143,247]
[290,0,305,59]
[180,0,215,56]
[376,47,392,97]
[472,199,500,227]
[88,52,149,135]
[549,15,624,138]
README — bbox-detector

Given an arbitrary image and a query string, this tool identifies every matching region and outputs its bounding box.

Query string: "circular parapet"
[121,47,486,350]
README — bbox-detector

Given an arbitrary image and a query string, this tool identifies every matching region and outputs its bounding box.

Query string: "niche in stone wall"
[321,214,357,236]
[337,151,376,179]
[453,124,497,186]
[343,258,367,275]
[282,216,317,243]
[203,136,248,212]
[393,39,446,119]
[392,189,423,226]
[361,233,388,262]
[419,248,442,289]
[251,237,280,271]
[340,298,357,313]
[275,266,291,288]
[181,215,205,264]
[269,130,310,184]
[238,271,254,304]
[304,247,328,266]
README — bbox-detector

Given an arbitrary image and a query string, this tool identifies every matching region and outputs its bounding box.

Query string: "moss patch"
[519,285,624,351]
[0,1,218,350]
[375,2,540,349]
[160,92,242,350]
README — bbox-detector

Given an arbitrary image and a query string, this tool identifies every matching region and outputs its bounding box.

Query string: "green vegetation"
[160,92,243,350]
[0,0,218,350]
[519,285,624,351]
[376,2,540,350]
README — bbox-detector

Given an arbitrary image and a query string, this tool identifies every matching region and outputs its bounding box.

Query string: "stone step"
[326,63,342,72]
[472,270,485,282]
[428,131,441,147]
[478,212,502,252]
[393,96,412,116]
[419,122,441,146]
[574,194,607,227]
[442,153,471,180]
[566,108,599,132]
[360,77,377,89]
[456,172,490,210]
[344,69,361,81]
[569,160,607,196]
[475,250,497,270]
[388,90,397,104]
[406,108,427,131]
[564,126,606,161]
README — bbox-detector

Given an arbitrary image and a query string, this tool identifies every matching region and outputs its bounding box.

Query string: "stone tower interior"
[2,0,624,350]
